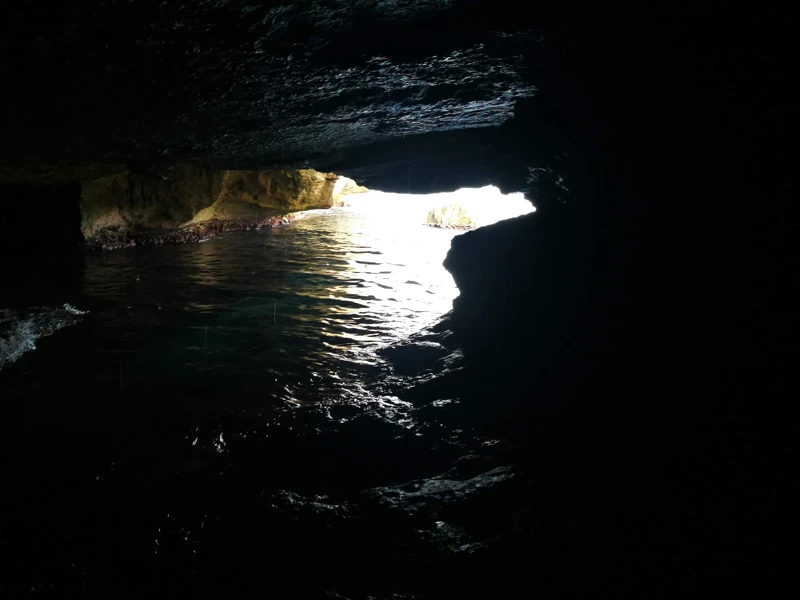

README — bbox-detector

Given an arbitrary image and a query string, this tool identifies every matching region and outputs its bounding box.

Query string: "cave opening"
[330,183,535,317]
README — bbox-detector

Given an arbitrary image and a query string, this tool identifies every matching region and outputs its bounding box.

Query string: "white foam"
[0,304,87,370]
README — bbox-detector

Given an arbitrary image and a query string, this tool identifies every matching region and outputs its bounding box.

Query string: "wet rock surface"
[84,212,306,250]
[0,1,539,190]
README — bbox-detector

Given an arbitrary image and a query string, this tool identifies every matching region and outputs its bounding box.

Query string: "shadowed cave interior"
[0,2,793,598]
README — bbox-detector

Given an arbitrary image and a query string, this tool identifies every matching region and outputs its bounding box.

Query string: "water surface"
[2,207,503,597]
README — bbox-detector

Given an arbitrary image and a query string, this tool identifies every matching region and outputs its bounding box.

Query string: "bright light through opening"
[342,185,535,227]
[327,186,535,333]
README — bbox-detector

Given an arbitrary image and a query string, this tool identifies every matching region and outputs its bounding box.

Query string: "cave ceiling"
[0,1,551,187]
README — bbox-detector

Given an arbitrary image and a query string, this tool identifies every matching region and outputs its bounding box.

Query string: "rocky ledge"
[85,212,307,251]
[80,166,364,249]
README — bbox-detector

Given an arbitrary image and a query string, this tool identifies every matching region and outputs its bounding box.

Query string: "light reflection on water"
[0,199,530,596]
[78,207,462,408]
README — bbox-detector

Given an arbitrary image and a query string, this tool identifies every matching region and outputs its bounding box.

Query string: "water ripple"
[72,208,461,406]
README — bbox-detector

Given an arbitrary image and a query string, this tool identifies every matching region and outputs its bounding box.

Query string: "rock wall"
[425,203,477,229]
[442,209,603,374]
[331,177,369,206]
[79,167,361,248]
[80,166,222,239]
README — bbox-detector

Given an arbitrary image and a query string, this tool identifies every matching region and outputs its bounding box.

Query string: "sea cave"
[0,2,792,598]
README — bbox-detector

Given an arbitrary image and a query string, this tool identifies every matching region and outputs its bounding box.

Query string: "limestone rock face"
[79,167,343,243]
[188,169,338,224]
[425,203,477,229]
[79,166,223,239]
[332,177,369,206]
[220,169,336,212]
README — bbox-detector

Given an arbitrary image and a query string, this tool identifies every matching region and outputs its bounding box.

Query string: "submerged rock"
[378,340,450,376]
[367,466,516,515]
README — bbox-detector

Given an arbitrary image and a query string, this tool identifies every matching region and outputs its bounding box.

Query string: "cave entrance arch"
[315,182,535,330]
